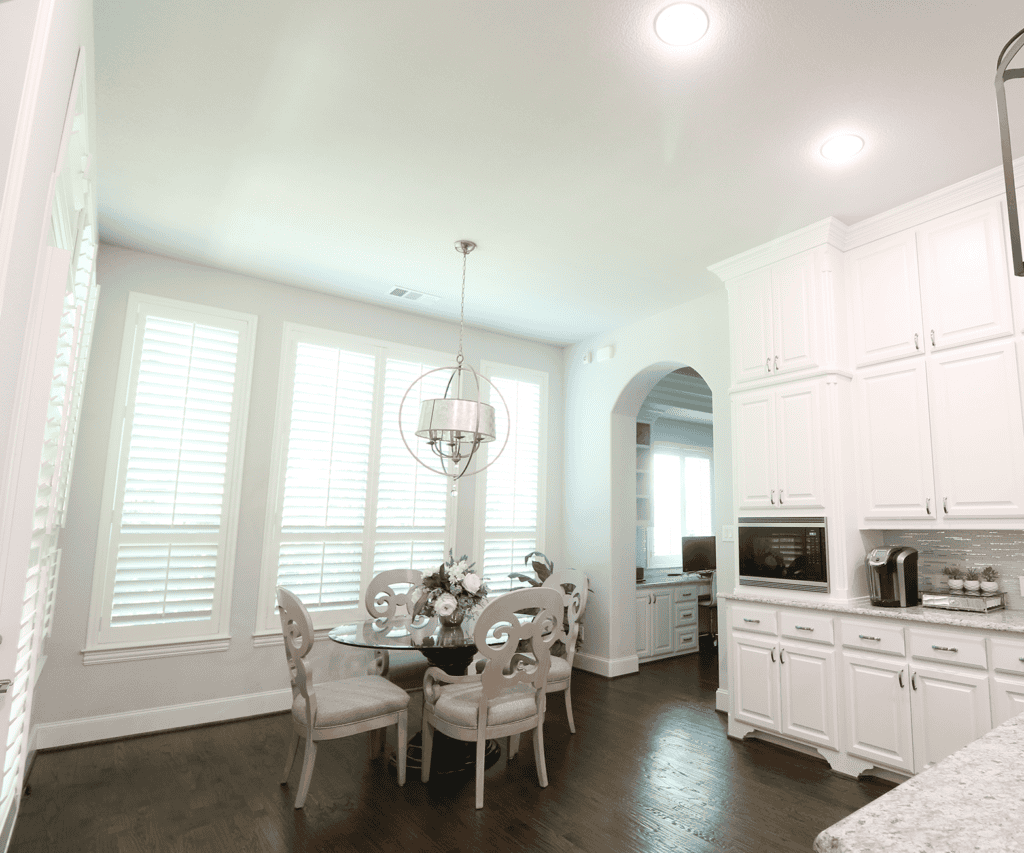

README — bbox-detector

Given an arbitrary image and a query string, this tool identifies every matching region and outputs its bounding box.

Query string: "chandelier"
[996,26,1024,277]
[398,241,509,493]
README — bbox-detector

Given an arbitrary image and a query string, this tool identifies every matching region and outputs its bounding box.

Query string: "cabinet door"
[916,198,1014,351]
[991,675,1024,727]
[856,360,937,520]
[847,231,924,367]
[910,663,991,772]
[730,268,775,383]
[732,634,781,732]
[842,651,914,773]
[928,340,1024,518]
[635,592,651,659]
[779,643,838,749]
[774,382,825,508]
[733,390,777,509]
[651,590,674,657]
[772,253,819,376]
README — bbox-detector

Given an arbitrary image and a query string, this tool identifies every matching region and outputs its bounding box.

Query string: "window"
[651,444,713,568]
[86,295,256,658]
[256,325,453,633]
[475,363,546,594]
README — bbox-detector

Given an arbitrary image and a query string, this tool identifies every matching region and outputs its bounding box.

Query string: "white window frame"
[649,441,714,569]
[473,361,548,594]
[84,293,257,663]
[253,323,456,636]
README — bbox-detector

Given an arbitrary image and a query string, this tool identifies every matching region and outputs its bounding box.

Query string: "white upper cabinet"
[927,340,1024,519]
[848,198,1014,368]
[728,249,830,385]
[847,231,924,366]
[916,199,1014,351]
[733,380,825,511]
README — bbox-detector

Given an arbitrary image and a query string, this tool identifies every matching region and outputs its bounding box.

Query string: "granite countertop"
[721,591,1024,635]
[636,569,712,587]
[814,712,1024,852]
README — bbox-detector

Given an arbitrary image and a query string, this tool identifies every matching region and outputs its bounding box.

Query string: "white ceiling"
[94,1,1024,345]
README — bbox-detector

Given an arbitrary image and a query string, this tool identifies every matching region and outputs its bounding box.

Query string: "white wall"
[31,243,565,745]
[562,288,733,681]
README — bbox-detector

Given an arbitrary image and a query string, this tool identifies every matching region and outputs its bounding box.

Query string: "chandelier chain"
[457,246,467,366]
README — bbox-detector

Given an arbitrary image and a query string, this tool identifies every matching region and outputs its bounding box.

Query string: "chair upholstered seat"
[291,675,409,729]
[546,655,571,685]
[539,569,589,733]
[433,682,538,729]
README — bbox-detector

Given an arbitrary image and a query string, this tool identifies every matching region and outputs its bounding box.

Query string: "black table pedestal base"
[391,731,502,777]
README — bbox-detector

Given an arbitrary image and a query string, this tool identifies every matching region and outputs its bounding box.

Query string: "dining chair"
[364,569,430,692]
[420,586,564,809]
[698,571,718,648]
[541,568,589,733]
[277,586,410,809]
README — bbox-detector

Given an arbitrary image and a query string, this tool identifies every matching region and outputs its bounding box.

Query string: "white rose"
[462,572,482,594]
[434,593,458,616]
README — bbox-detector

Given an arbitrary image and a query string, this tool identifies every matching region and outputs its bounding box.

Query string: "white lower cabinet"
[636,583,706,662]
[909,663,990,771]
[842,649,914,773]
[990,635,1024,726]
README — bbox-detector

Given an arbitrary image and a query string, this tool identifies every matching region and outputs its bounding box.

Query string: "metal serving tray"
[921,592,1007,612]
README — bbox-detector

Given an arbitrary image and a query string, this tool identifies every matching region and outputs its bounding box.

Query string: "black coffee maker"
[866,547,919,607]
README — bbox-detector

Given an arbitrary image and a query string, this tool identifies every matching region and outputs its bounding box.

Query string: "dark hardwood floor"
[11,651,894,853]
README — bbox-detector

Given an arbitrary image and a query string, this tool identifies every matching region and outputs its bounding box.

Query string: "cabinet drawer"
[676,603,697,626]
[840,619,906,656]
[674,585,699,604]
[779,611,834,645]
[908,628,987,669]
[675,626,698,652]
[731,605,778,635]
[990,637,1024,676]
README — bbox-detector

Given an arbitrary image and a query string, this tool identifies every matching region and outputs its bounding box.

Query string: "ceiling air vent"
[388,286,440,306]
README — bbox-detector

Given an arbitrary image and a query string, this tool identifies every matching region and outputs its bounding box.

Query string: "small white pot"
[947,579,964,592]
[980,581,1000,594]
[963,580,981,593]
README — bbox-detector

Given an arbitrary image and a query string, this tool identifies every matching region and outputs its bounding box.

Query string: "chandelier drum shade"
[398,241,510,487]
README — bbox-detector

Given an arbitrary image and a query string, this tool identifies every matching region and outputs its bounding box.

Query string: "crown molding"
[708,217,848,283]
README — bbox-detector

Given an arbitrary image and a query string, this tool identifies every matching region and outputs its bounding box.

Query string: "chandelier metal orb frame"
[398,241,510,491]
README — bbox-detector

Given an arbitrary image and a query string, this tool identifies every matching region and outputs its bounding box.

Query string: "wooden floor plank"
[11,651,894,853]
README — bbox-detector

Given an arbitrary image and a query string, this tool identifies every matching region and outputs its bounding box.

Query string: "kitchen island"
[814,710,1024,852]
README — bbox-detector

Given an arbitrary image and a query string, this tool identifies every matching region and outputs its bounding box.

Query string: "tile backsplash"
[882,530,1024,612]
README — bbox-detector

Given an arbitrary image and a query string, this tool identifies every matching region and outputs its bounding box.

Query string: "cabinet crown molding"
[709,218,848,283]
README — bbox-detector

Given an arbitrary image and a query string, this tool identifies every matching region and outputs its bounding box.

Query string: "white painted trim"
[31,688,293,751]
[81,636,230,665]
[251,625,340,648]
[708,218,848,282]
[715,687,729,713]
[573,651,639,678]
[0,0,59,318]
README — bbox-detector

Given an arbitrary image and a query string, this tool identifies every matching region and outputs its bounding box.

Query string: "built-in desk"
[636,572,712,661]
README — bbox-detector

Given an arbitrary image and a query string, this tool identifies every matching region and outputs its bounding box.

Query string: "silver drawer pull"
[1019,657,1024,663]
[0,680,10,695]
[743,618,760,624]
[932,645,958,653]
[795,626,813,632]
[682,635,693,642]
[859,634,881,642]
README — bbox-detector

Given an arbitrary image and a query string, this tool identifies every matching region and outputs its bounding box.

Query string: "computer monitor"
[682,535,716,573]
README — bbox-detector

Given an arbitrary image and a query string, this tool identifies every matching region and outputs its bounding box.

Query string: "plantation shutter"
[91,297,256,649]
[479,370,544,593]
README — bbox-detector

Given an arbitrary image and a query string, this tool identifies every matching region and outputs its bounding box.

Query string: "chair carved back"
[542,569,589,667]
[365,569,423,620]
[473,587,564,712]
[277,586,317,723]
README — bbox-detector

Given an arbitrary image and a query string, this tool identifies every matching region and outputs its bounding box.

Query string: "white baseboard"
[573,652,639,678]
[715,687,729,713]
[32,687,293,751]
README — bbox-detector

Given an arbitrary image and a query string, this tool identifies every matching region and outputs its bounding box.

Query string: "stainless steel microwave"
[737,516,829,593]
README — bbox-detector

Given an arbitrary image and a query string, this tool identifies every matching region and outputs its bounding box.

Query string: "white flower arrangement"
[414,551,489,620]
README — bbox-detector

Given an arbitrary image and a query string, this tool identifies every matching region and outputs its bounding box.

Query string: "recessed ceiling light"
[654,3,709,46]
[820,134,865,162]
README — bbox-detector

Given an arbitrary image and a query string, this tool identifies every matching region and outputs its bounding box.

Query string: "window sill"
[252,626,352,648]
[81,636,231,665]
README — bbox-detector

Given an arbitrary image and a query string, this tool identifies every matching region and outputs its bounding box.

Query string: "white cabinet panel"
[916,198,1014,351]
[731,268,775,383]
[733,634,780,731]
[910,663,991,772]
[651,590,673,657]
[991,675,1024,727]
[842,650,914,773]
[927,340,1024,519]
[637,584,703,662]
[856,360,936,520]
[772,253,819,375]
[734,391,776,508]
[779,643,838,749]
[635,592,650,659]
[774,382,824,508]
[847,231,923,367]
